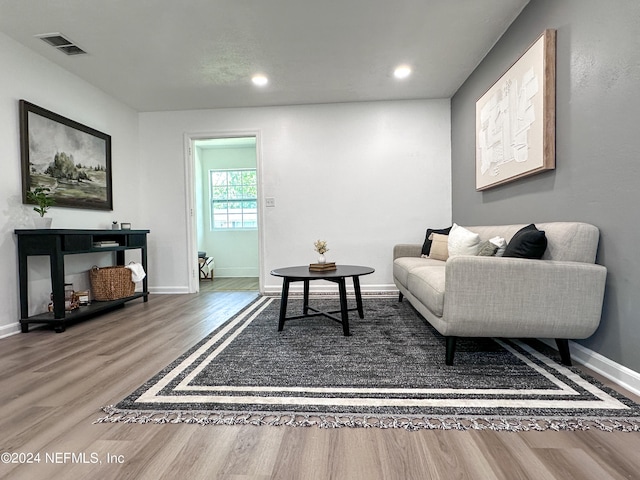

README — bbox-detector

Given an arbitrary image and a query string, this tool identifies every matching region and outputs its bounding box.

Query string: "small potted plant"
[314,239,329,264]
[26,186,55,228]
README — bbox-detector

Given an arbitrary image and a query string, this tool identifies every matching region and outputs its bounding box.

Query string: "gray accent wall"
[451,0,640,371]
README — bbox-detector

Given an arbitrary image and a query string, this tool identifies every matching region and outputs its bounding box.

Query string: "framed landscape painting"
[475,29,556,191]
[20,100,113,210]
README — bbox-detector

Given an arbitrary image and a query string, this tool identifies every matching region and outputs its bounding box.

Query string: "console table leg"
[50,251,66,320]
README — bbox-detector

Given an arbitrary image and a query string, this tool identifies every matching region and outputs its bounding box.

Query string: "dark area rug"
[97,296,640,431]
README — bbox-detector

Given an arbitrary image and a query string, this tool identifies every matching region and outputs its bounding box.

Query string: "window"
[210,169,257,229]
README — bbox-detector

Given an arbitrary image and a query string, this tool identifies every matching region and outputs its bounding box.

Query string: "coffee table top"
[271,265,374,279]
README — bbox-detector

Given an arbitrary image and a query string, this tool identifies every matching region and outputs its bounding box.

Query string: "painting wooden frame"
[20,100,113,210]
[475,29,556,191]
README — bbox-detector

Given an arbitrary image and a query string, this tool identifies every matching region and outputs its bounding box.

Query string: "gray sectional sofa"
[393,222,607,365]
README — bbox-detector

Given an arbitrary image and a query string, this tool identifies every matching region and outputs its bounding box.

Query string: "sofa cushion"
[503,224,547,259]
[421,226,452,256]
[428,233,449,261]
[393,257,443,287]
[448,223,481,256]
[407,266,446,317]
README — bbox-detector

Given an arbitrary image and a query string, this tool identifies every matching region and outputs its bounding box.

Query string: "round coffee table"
[270,265,375,336]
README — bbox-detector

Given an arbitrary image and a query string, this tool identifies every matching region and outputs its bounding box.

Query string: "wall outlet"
[265,197,276,207]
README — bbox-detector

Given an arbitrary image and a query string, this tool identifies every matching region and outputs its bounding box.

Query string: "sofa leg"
[398,292,404,302]
[555,339,572,366]
[445,337,457,366]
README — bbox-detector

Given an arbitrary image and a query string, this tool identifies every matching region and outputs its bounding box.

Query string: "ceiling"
[0,0,529,112]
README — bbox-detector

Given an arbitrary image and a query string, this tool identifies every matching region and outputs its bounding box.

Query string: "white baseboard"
[541,339,640,397]
[0,322,21,339]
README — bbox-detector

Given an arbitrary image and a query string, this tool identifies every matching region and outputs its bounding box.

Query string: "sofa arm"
[393,244,422,260]
[442,256,607,338]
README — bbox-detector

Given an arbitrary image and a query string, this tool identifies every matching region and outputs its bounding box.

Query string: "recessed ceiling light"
[394,65,412,79]
[251,74,269,87]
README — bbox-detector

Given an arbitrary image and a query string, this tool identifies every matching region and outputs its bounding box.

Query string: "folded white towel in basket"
[125,262,146,282]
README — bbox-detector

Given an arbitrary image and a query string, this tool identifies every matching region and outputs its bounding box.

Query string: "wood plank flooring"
[1,283,640,480]
[199,277,260,292]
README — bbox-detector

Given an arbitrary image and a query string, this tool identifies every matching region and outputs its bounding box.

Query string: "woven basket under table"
[89,266,135,301]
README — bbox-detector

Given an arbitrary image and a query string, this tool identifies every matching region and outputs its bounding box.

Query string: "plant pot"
[32,216,52,229]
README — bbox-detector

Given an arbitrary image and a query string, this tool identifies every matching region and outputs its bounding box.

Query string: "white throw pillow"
[489,236,507,256]
[448,223,481,256]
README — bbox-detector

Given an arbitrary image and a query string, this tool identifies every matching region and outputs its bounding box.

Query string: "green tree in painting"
[44,152,93,182]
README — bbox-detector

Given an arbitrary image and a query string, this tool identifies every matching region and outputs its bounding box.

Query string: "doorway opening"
[188,135,261,294]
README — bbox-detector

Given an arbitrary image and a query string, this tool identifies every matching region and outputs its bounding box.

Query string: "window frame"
[209,168,258,231]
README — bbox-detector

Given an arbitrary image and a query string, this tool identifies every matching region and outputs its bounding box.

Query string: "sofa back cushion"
[464,222,600,263]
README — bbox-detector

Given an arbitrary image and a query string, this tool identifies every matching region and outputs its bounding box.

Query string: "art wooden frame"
[20,99,113,210]
[475,29,556,191]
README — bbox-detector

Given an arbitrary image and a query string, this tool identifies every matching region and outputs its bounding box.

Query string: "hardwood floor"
[1,288,640,480]
[199,277,260,292]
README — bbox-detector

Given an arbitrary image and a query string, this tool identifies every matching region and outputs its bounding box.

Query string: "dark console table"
[15,229,149,333]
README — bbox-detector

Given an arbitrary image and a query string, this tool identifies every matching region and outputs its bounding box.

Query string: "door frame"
[183,130,264,293]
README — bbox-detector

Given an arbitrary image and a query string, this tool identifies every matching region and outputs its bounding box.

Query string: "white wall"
[139,100,452,294]
[0,32,141,337]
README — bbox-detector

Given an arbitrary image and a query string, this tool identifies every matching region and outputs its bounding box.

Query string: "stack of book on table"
[309,262,336,271]
[93,240,120,248]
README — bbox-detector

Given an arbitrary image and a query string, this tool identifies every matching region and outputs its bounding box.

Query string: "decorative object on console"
[76,290,90,306]
[26,186,55,228]
[92,240,120,247]
[19,99,113,211]
[121,223,131,230]
[90,265,135,301]
[112,221,119,230]
[26,186,55,217]
[475,29,556,190]
[64,283,79,311]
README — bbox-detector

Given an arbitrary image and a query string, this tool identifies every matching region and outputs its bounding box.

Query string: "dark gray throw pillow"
[421,226,452,256]
[503,224,547,259]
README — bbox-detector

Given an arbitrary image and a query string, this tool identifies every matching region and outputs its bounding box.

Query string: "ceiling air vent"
[35,33,87,56]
